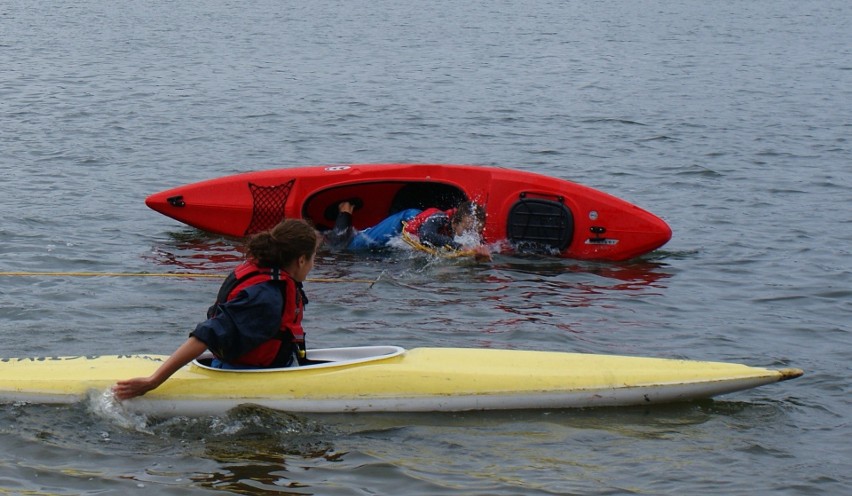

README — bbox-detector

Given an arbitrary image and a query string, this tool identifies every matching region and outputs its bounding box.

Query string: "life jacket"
[209,260,307,367]
[403,208,456,236]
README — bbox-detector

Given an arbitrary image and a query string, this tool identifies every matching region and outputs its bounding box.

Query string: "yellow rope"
[0,271,219,278]
[0,271,377,284]
[400,223,475,259]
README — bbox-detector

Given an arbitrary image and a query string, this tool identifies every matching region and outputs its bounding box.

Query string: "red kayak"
[145,163,671,261]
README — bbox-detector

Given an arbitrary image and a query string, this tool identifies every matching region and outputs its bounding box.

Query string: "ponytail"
[246,219,318,268]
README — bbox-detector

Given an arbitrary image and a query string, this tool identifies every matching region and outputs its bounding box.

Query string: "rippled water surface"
[2,0,850,494]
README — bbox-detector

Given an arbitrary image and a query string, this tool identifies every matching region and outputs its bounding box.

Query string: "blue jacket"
[191,281,289,364]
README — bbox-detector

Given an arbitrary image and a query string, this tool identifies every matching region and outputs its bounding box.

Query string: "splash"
[86,389,153,434]
[453,231,482,250]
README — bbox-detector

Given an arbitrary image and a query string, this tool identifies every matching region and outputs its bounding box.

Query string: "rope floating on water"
[0,271,378,284]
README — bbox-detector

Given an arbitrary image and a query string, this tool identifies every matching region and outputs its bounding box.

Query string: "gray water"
[2,0,850,494]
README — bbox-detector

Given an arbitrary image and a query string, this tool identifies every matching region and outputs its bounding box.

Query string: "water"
[1,0,850,494]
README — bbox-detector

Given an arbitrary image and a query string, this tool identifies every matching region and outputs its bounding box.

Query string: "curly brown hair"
[246,219,318,268]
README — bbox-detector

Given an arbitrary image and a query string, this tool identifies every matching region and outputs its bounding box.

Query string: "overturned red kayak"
[145,163,671,261]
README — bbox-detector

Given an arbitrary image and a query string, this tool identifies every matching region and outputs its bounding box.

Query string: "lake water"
[1,0,850,494]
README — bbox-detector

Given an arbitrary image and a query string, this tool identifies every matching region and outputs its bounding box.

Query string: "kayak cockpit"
[191,345,406,373]
[304,181,469,232]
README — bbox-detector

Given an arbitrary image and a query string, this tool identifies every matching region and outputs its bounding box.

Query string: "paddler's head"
[247,219,319,282]
[451,201,486,237]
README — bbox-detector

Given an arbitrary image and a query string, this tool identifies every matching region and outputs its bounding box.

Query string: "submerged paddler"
[113,219,320,401]
[324,200,491,261]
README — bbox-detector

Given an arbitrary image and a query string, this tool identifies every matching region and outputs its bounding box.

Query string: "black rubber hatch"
[506,197,573,253]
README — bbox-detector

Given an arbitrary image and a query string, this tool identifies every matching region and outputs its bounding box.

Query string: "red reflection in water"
[475,258,673,333]
[144,233,246,273]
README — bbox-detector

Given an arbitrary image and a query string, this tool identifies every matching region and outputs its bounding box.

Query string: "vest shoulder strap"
[207,264,281,318]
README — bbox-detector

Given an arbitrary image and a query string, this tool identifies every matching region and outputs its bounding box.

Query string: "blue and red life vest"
[403,207,456,236]
[209,261,306,367]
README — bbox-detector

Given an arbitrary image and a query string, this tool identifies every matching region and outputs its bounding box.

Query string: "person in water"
[406,201,488,253]
[113,218,319,401]
[325,200,490,260]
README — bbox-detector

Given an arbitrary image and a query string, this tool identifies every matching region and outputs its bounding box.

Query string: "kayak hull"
[145,164,672,261]
[0,347,801,415]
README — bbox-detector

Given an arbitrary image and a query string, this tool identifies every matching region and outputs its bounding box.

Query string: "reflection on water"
[1,398,779,495]
[144,229,674,334]
[493,256,672,288]
[147,228,671,284]
[144,230,246,273]
[153,404,332,459]
[1,401,343,494]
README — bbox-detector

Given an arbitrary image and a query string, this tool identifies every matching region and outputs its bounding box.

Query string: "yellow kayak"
[0,346,802,415]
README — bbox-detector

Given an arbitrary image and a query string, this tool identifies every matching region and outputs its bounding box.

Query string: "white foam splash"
[386,236,412,251]
[87,389,153,434]
[453,231,481,249]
